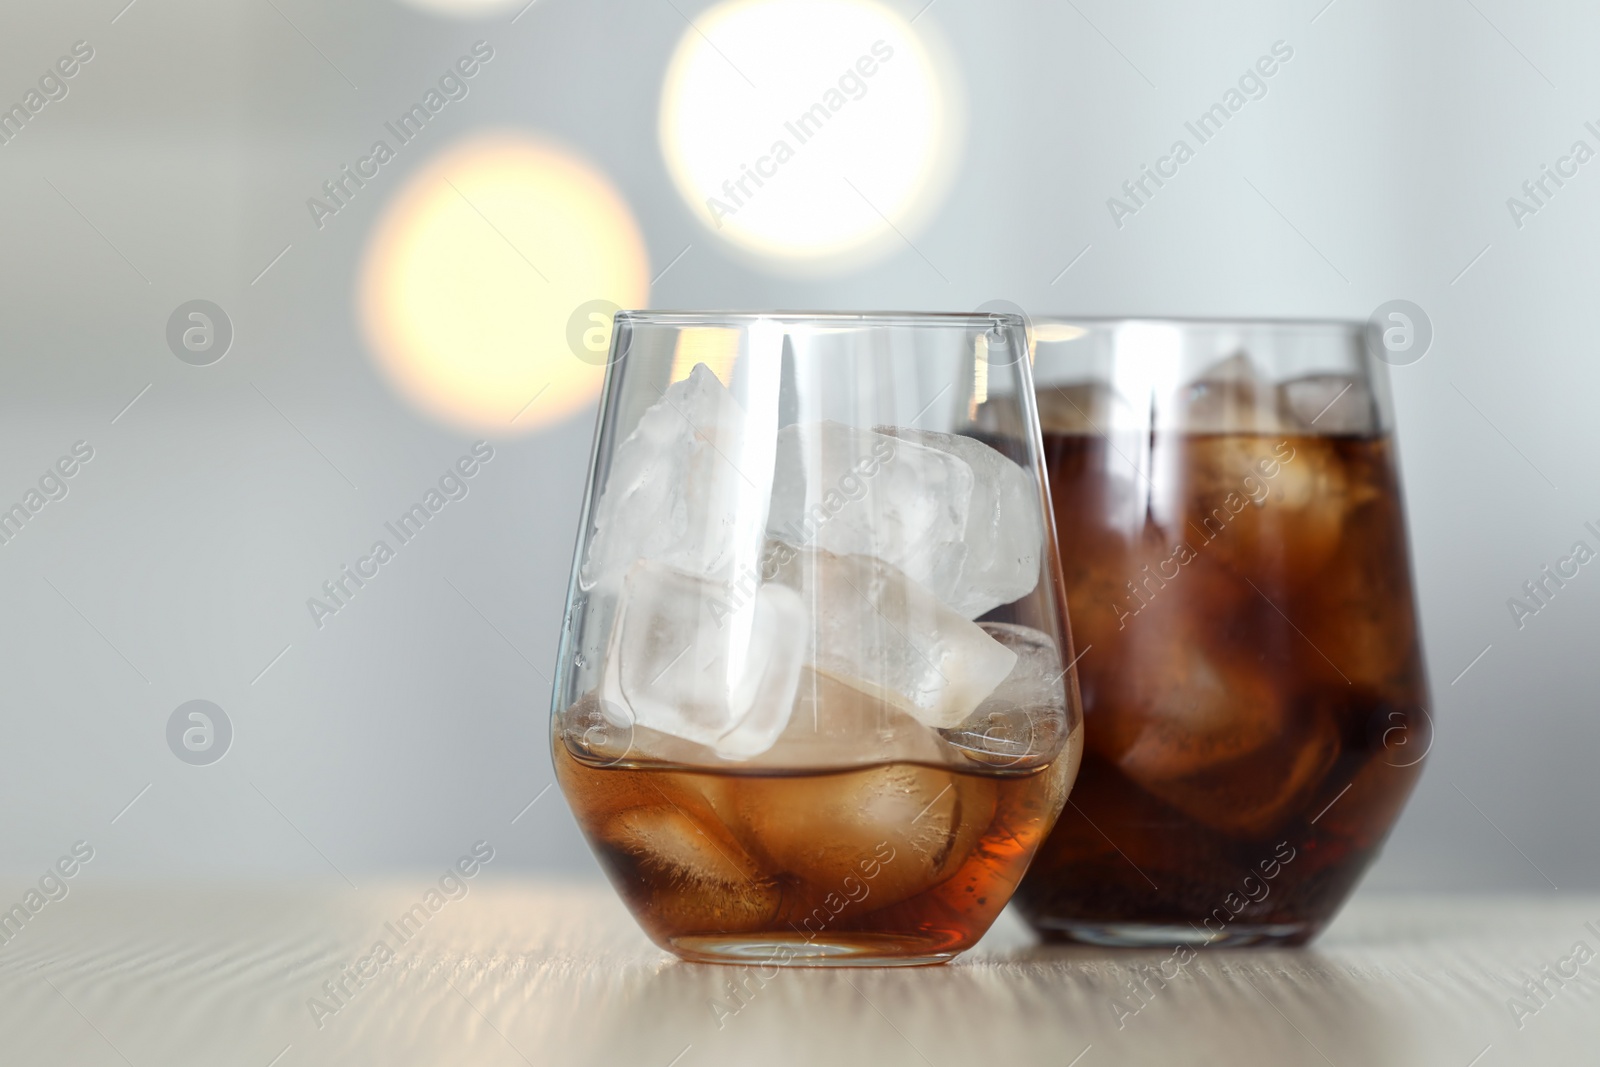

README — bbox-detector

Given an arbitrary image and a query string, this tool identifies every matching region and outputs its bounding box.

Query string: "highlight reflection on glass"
[360,134,649,435]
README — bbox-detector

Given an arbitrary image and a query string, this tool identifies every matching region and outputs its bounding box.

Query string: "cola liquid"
[1014,429,1429,945]
[554,716,1079,964]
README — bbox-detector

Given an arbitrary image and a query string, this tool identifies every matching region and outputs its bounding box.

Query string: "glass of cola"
[552,312,1083,965]
[1015,318,1431,947]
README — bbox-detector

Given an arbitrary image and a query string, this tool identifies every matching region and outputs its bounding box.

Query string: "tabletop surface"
[2,882,1596,1066]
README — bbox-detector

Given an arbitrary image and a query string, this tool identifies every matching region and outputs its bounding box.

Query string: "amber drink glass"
[552,312,1083,965]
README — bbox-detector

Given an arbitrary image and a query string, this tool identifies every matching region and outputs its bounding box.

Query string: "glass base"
[667,932,958,967]
[1036,921,1314,948]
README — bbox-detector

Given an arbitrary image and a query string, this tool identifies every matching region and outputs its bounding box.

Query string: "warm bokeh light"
[1030,322,1089,361]
[659,0,957,268]
[360,134,649,435]
[668,327,741,386]
[1034,323,1089,345]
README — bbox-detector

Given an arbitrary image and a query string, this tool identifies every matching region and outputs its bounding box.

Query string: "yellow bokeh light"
[360,133,649,435]
[1028,322,1089,362]
[1034,323,1089,344]
[659,0,959,268]
[668,328,741,386]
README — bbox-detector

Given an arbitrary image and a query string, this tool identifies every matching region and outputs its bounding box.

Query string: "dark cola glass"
[1013,319,1430,946]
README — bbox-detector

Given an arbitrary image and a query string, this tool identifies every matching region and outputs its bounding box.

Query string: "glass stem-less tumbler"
[1015,318,1430,947]
[552,312,1083,966]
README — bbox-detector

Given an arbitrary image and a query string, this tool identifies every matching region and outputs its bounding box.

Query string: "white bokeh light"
[659,0,959,267]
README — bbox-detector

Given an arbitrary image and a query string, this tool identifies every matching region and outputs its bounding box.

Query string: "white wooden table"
[3,883,1595,1065]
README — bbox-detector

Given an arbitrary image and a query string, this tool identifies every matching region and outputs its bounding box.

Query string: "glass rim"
[614,309,1026,329]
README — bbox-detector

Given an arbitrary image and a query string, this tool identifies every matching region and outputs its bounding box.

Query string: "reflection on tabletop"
[3,883,1594,1066]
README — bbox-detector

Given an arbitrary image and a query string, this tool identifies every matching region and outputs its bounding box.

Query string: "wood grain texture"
[1,884,1595,1065]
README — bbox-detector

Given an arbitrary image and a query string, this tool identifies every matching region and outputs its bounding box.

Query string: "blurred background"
[0,0,1593,896]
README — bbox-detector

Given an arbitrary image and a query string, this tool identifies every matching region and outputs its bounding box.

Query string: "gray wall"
[0,0,1591,894]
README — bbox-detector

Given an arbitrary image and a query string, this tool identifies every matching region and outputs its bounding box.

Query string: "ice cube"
[581,364,760,594]
[1278,373,1377,434]
[1132,707,1340,837]
[1180,434,1350,580]
[769,548,1017,729]
[881,430,1043,618]
[600,559,807,759]
[1308,721,1417,840]
[751,667,957,769]
[1088,602,1340,836]
[556,690,637,766]
[721,763,997,910]
[766,421,971,605]
[940,623,1070,768]
[1035,381,1121,435]
[600,807,781,931]
[558,690,752,769]
[1177,353,1285,433]
[1300,496,1422,696]
[1107,636,1284,780]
